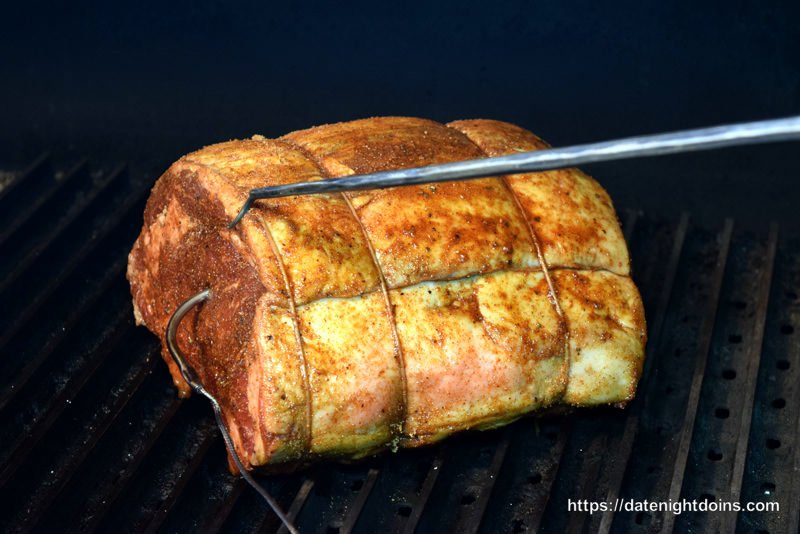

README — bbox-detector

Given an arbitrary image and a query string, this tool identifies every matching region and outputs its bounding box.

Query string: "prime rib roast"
[127,117,646,471]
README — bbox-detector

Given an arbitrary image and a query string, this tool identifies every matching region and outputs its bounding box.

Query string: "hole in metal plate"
[527,473,542,485]
[771,398,786,409]
[722,369,737,380]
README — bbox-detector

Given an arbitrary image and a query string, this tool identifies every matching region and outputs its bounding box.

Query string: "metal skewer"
[229,114,800,228]
[166,289,299,534]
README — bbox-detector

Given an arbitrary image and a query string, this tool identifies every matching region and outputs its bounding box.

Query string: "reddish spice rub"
[449,119,631,275]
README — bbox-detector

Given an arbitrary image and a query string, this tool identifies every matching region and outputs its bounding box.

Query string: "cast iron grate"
[0,156,798,533]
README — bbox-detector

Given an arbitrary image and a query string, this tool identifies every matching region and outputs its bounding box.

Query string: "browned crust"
[449,119,630,275]
[127,166,266,463]
[127,117,646,471]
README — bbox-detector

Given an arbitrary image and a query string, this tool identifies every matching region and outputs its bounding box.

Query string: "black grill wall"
[2,0,800,231]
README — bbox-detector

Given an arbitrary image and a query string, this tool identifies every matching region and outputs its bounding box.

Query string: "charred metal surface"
[0,155,797,533]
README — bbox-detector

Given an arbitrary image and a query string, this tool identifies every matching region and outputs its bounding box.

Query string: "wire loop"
[166,289,299,534]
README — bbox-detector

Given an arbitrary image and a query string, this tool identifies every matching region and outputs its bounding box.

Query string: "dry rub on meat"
[127,117,646,470]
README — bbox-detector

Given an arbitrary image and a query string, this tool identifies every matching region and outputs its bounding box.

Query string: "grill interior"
[1,155,798,533]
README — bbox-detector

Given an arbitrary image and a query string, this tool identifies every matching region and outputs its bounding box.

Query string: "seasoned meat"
[127,117,646,470]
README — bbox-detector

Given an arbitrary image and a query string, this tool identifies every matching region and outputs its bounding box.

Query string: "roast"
[127,117,646,470]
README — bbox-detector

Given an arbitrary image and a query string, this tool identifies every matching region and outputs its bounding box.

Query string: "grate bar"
[0,153,50,205]
[597,212,691,533]
[201,478,248,533]
[659,219,734,532]
[633,212,692,406]
[525,422,569,533]
[0,259,127,411]
[401,451,445,533]
[198,462,307,533]
[0,169,146,350]
[340,468,381,534]
[277,479,315,534]
[596,419,637,530]
[789,253,800,534]
[2,157,794,534]
[0,158,87,246]
[36,344,158,491]
[0,168,146,404]
[734,235,800,533]
[455,432,511,534]
[791,387,800,534]
[0,304,133,486]
[717,223,779,533]
[142,430,221,534]
[4,343,159,529]
[72,397,184,532]
[566,433,609,534]
[195,451,313,532]
[736,239,800,532]
[0,162,124,294]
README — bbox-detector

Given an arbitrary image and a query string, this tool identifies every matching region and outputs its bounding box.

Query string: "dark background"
[2,0,798,233]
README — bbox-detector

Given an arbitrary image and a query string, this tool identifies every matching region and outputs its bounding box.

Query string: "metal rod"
[229,115,800,227]
[165,289,299,534]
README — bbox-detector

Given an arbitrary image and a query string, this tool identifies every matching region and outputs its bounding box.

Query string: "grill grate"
[0,156,798,533]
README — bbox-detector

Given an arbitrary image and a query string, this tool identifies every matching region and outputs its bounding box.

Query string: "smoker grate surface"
[0,157,798,533]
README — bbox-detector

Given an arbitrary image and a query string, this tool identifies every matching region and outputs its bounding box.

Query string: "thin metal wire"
[165,289,299,534]
[229,115,800,227]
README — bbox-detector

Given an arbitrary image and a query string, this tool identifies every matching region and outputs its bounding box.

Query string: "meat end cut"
[126,117,646,470]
